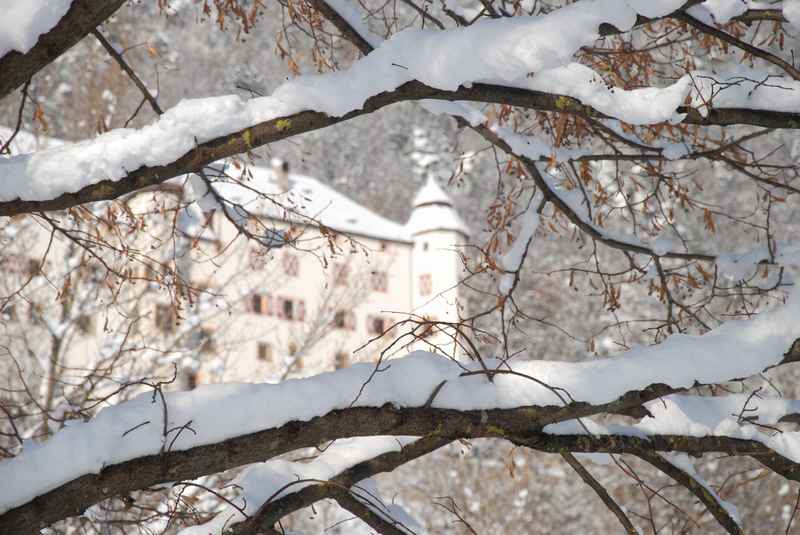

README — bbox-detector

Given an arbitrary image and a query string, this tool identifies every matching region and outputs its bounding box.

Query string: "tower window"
[419,274,432,296]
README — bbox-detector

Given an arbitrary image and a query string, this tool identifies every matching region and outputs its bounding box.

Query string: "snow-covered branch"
[0,0,125,100]
[1,292,799,531]
[3,0,800,216]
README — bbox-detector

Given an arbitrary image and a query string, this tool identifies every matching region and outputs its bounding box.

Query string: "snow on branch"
[182,436,436,535]
[0,0,126,100]
[3,0,800,216]
[1,291,799,530]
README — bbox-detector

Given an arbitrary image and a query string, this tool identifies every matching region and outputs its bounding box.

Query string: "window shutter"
[298,300,306,321]
[276,297,284,319]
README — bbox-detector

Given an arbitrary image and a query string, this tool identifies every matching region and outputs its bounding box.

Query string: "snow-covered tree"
[3,1,800,533]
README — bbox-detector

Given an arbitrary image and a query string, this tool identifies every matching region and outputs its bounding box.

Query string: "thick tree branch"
[3,81,800,217]
[4,334,800,535]
[331,488,413,534]
[636,450,742,535]
[674,11,800,81]
[232,435,451,534]
[0,379,674,533]
[0,0,126,100]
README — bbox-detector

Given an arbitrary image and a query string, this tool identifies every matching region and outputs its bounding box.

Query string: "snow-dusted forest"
[3,0,800,533]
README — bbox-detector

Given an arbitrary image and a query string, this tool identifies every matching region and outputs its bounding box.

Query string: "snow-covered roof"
[412,176,452,208]
[407,177,469,237]
[206,166,471,242]
[210,165,413,243]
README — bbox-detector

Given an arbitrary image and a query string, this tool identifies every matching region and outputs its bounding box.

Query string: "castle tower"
[406,177,469,354]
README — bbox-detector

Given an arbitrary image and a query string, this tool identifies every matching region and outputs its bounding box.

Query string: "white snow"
[624,0,686,18]
[0,0,73,57]
[498,194,540,294]
[1,288,799,514]
[207,164,415,243]
[699,0,748,23]
[688,66,800,117]
[0,0,714,205]
[546,392,800,487]
[717,242,800,281]
[786,0,800,30]
[180,436,418,535]
[406,178,469,237]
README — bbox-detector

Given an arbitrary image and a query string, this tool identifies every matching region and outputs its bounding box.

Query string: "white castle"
[178,159,470,384]
[0,128,470,388]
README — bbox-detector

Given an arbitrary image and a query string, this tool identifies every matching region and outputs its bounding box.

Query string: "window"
[335,351,349,369]
[186,370,198,390]
[26,258,39,277]
[419,274,432,296]
[422,242,429,252]
[334,310,346,329]
[368,315,386,335]
[334,310,355,330]
[249,249,267,270]
[277,297,304,321]
[155,304,174,332]
[199,328,215,354]
[282,299,294,320]
[75,314,93,335]
[250,294,273,315]
[257,342,272,362]
[283,253,299,277]
[380,241,388,252]
[251,294,263,314]
[371,270,388,293]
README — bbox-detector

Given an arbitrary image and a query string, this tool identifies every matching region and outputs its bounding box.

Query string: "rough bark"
[0,0,126,100]
[3,80,800,217]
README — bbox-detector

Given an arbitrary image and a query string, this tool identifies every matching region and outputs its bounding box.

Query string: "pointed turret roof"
[406,177,469,237]
[413,175,454,208]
